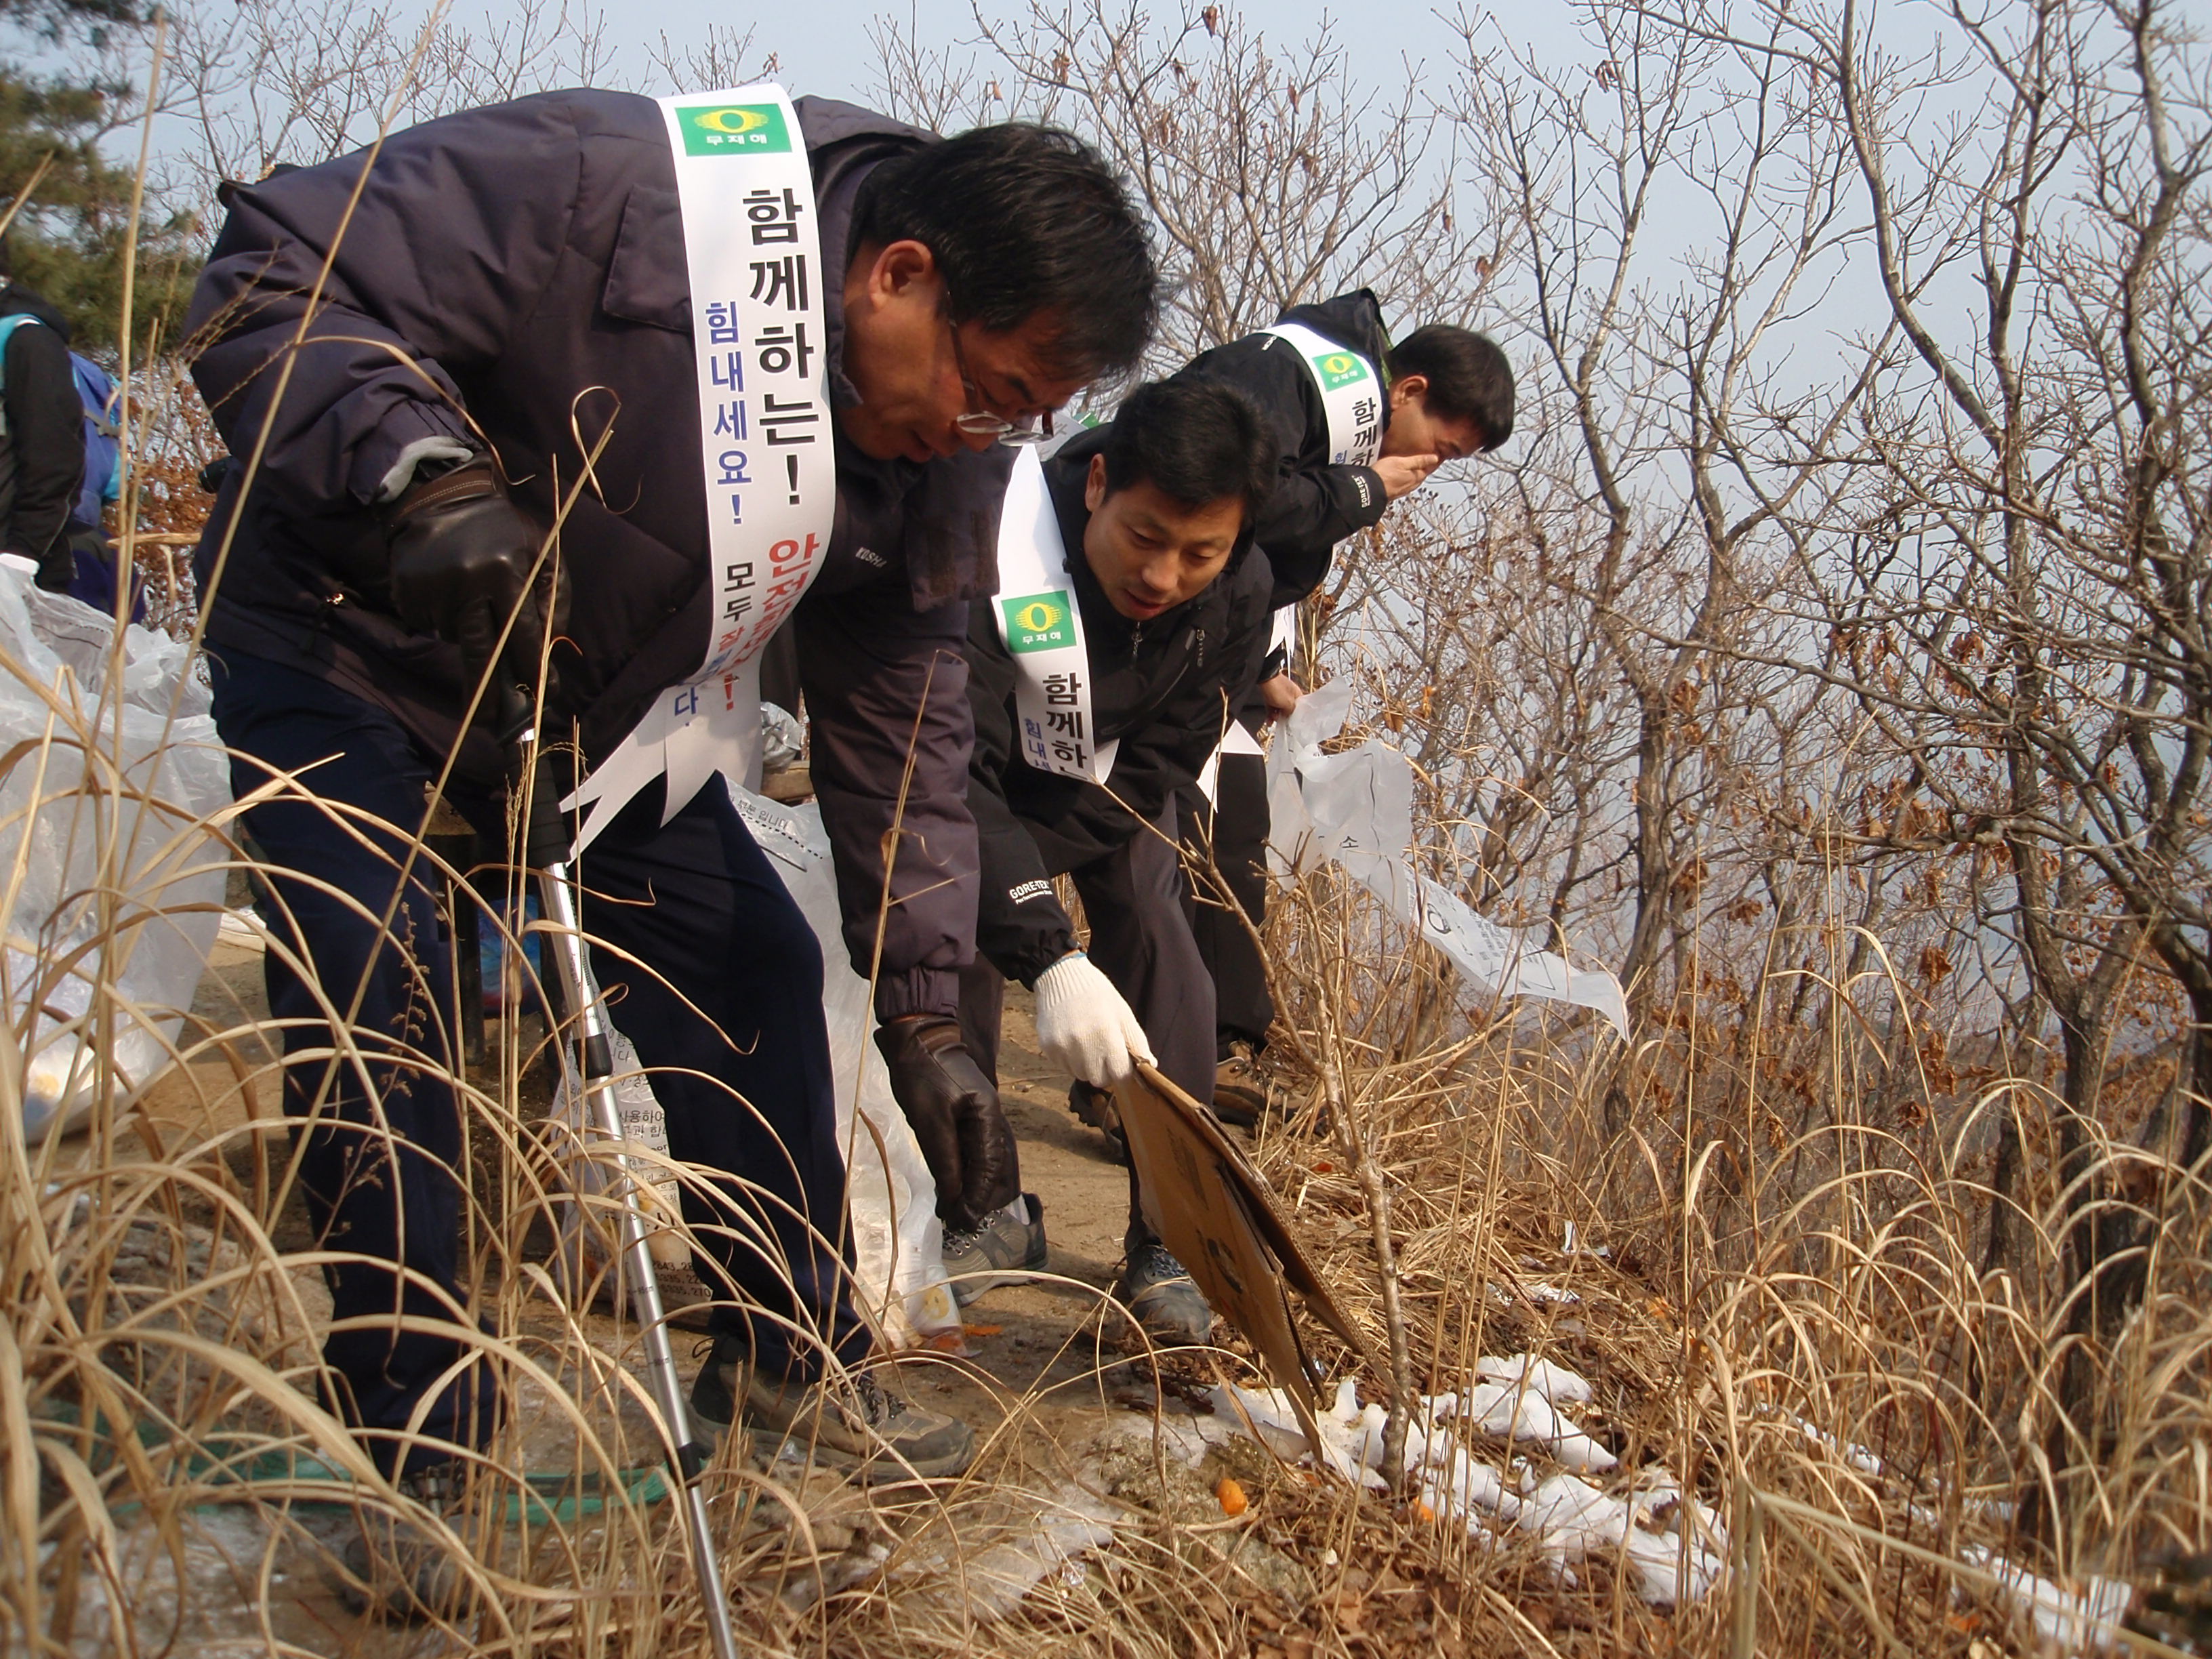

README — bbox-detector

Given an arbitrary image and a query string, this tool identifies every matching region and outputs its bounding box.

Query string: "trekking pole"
[504,693,740,1659]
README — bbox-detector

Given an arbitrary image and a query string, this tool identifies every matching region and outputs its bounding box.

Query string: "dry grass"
[5,648,2205,1656]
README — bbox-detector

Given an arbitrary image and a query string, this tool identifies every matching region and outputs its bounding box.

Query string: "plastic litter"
[1206,1357,1725,1605]
[0,568,230,1139]
[892,1486,1122,1621]
[1961,1546,2133,1654]
[728,783,959,1346]
[1265,678,1629,1037]
[548,1023,694,1310]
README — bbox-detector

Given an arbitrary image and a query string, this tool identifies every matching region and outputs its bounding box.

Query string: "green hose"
[37,1404,671,1521]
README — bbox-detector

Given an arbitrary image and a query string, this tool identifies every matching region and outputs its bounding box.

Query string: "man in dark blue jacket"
[187,89,1155,1609]
[952,380,1274,1345]
[1171,294,1514,1120]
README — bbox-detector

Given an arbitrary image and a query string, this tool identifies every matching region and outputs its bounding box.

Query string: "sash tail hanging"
[992,446,1118,783]
[565,84,836,853]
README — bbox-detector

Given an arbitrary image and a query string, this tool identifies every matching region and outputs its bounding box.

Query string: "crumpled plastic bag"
[727,783,959,1346]
[0,567,232,1139]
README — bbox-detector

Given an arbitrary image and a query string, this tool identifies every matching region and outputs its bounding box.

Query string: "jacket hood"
[1275,288,1388,373]
[0,285,71,341]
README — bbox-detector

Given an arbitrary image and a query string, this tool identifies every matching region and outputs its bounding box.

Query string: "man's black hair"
[854,123,1157,382]
[1098,379,1273,523]
[1387,325,1515,449]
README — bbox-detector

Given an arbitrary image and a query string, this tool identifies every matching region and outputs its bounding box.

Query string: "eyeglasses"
[947,317,1053,446]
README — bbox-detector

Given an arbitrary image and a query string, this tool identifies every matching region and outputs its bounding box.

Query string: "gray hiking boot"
[689,1334,975,1480]
[1115,1243,1215,1348]
[338,1461,478,1621]
[942,1193,1049,1306]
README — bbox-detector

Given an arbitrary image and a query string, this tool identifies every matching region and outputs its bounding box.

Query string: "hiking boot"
[688,1334,975,1480]
[942,1193,1049,1306]
[1115,1243,1215,1348]
[1212,1042,1269,1128]
[338,1460,478,1621]
[1069,1079,1130,1164]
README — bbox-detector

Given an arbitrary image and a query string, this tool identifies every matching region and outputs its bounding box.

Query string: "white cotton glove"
[1031,951,1154,1088]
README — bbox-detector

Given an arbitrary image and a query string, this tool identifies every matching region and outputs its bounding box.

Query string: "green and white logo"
[1000,590,1073,653]
[676,102,792,156]
[1313,349,1371,391]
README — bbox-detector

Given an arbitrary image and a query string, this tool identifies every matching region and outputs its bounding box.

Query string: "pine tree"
[1,0,195,356]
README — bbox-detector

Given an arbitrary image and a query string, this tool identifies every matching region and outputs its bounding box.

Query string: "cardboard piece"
[1113,1061,1382,1460]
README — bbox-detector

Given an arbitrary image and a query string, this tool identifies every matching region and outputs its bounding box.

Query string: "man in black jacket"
[186,89,1155,1603]
[952,380,1274,1345]
[1172,293,1514,1119]
[0,237,87,592]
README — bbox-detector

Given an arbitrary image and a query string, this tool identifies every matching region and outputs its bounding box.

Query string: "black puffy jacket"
[0,285,86,573]
[1170,289,1394,611]
[186,91,1012,1019]
[965,426,1273,985]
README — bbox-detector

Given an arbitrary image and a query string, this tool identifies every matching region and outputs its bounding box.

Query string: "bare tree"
[870,1,1492,370]
[159,0,619,199]
[1630,0,2212,1537]
[1444,5,1892,1113]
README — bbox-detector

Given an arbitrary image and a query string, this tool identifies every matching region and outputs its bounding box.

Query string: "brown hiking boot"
[1068,1080,1130,1165]
[689,1336,974,1481]
[1212,1042,1269,1128]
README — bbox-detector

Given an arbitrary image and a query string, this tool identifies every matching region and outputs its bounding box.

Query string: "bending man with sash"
[1168,294,1515,1122]
[951,379,1275,1345]
[187,87,1155,1614]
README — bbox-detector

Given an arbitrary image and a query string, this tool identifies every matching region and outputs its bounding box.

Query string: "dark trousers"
[956,803,1214,1256]
[211,652,863,1474]
[1183,745,1273,1058]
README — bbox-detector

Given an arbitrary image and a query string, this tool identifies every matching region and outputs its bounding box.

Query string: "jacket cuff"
[873,965,960,1023]
[1011,928,1080,991]
[1347,466,1390,527]
[346,402,476,505]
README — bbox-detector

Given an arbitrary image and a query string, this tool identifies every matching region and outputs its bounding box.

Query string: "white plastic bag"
[1266,676,1629,1037]
[727,783,960,1347]
[0,566,232,1139]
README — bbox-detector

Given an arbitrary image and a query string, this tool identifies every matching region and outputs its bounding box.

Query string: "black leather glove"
[874,1014,1020,1232]
[385,459,558,727]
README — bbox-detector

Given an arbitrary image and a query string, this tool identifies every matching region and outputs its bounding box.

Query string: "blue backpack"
[0,311,124,526]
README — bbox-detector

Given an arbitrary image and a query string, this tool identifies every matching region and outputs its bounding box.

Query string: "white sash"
[1261,320,1385,468]
[565,83,834,851]
[993,447,1117,783]
[1193,325,1382,800]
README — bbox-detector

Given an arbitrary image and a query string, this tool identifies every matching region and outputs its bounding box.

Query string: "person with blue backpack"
[0,234,89,598]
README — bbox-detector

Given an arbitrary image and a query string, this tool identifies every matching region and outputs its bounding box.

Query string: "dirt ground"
[56,932,1271,1655]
